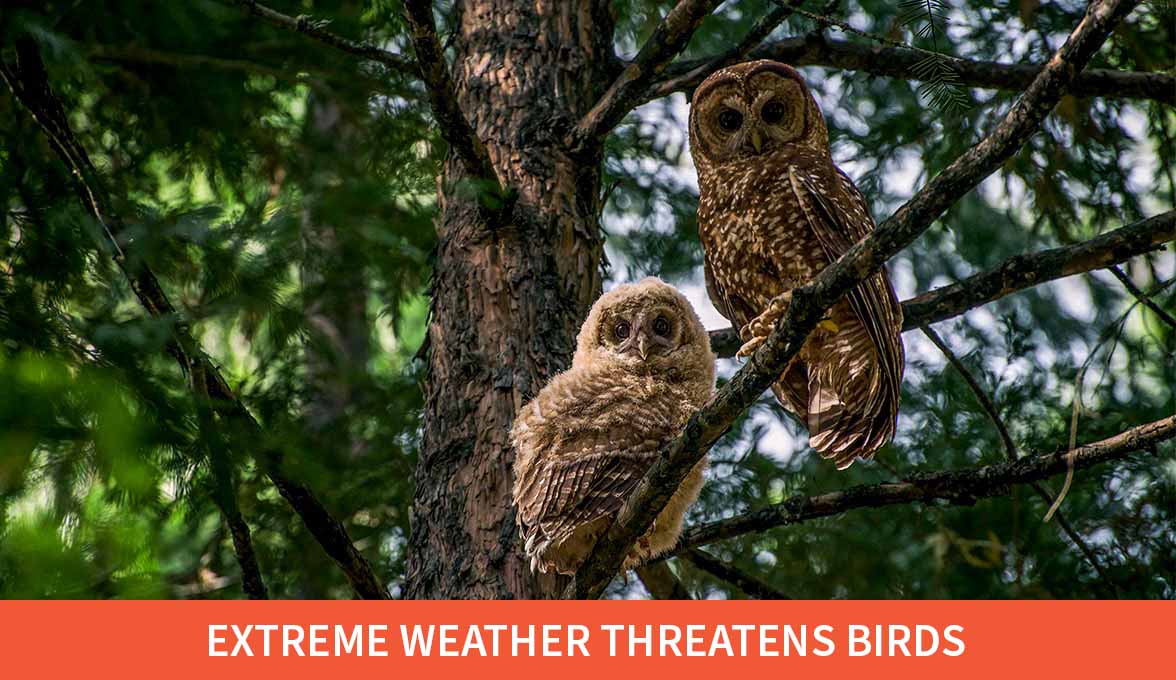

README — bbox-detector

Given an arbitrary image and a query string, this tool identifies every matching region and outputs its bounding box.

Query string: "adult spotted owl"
[512,278,716,574]
[688,60,904,469]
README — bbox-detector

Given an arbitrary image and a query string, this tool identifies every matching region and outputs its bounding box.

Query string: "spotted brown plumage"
[689,60,905,469]
[511,278,716,574]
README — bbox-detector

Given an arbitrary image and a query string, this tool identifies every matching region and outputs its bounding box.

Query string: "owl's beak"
[637,334,651,361]
[750,128,764,153]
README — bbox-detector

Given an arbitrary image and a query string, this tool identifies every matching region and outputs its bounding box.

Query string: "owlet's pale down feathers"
[689,60,905,469]
[511,278,716,575]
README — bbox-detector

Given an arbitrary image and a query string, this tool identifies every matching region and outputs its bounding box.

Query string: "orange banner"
[0,601,1166,678]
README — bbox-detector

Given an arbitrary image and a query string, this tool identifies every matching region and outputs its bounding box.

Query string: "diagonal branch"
[650,34,1174,104]
[225,0,417,74]
[656,0,805,96]
[675,414,1175,551]
[726,2,801,61]
[1109,265,1176,330]
[226,0,503,197]
[683,548,792,599]
[401,0,501,188]
[1,38,389,600]
[564,0,1140,599]
[568,0,723,152]
[920,326,1117,595]
[708,210,1175,357]
[192,362,269,600]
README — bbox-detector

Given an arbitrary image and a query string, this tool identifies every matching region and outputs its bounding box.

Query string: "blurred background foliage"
[1,0,1173,599]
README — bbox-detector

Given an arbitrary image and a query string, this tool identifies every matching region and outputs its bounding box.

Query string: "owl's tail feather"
[770,356,897,469]
[804,360,897,469]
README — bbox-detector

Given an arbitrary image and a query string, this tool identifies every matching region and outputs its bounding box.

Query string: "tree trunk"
[406,0,615,599]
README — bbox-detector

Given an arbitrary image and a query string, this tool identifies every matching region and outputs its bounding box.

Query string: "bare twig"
[675,413,1176,551]
[1109,265,1176,330]
[771,0,957,62]
[401,0,500,187]
[88,44,329,88]
[565,0,1141,599]
[654,1,805,97]
[192,362,269,600]
[683,548,792,599]
[920,326,1116,593]
[920,326,1018,459]
[226,0,505,204]
[1054,276,1176,522]
[707,210,1175,357]
[224,0,416,75]
[569,0,723,151]
[731,2,801,59]
[650,34,1173,104]
[1,39,388,600]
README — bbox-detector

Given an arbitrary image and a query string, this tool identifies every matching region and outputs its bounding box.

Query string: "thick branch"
[652,34,1174,105]
[569,0,722,151]
[683,548,791,599]
[226,0,416,74]
[2,40,388,600]
[677,414,1175,550]
[708,210,1175,357]
[565,0,1139,599]
[401,0,500,187]
[903,211,1175,328]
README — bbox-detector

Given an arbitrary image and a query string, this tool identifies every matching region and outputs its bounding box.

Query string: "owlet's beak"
[637,334,651,361]
[750,128,764,153]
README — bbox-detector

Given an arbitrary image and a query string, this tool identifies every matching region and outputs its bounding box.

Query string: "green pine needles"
[897,0,970,112]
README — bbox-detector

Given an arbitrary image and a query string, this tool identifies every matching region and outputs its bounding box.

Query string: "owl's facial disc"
[604,308,681,363]
[634,309,679,361]
[744,76,806,154]
[690,62,811,164]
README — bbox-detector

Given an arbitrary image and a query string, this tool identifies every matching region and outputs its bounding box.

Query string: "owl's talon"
[818,318,840,333]
[736,335,765,358]
[766,290,793,316]
[746,292,792,336]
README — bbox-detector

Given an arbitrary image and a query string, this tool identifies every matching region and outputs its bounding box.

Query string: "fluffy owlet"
[688,60,904,469]
[511,278,716,574]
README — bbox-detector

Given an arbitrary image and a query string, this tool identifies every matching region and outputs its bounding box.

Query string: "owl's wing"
[787,166,904,397]
[703,256,734,322]
[515,427,657,552]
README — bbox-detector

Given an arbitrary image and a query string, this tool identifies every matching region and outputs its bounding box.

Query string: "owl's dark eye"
[613,320,631,340]
[717,108,743,132]
[761,100,785,124]
[652,316,671,337]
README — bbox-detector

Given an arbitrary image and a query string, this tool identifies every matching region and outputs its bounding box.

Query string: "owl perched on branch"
[511,278,716,575]
[688,60,905,469]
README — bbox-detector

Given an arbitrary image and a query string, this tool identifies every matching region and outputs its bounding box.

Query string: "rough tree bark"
[406,0,617,599]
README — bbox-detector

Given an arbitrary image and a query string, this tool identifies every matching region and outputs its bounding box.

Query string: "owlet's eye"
[761,100,785,124]
[717,108,743,132]
[652,316,671,337]
[613,320,631,340]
